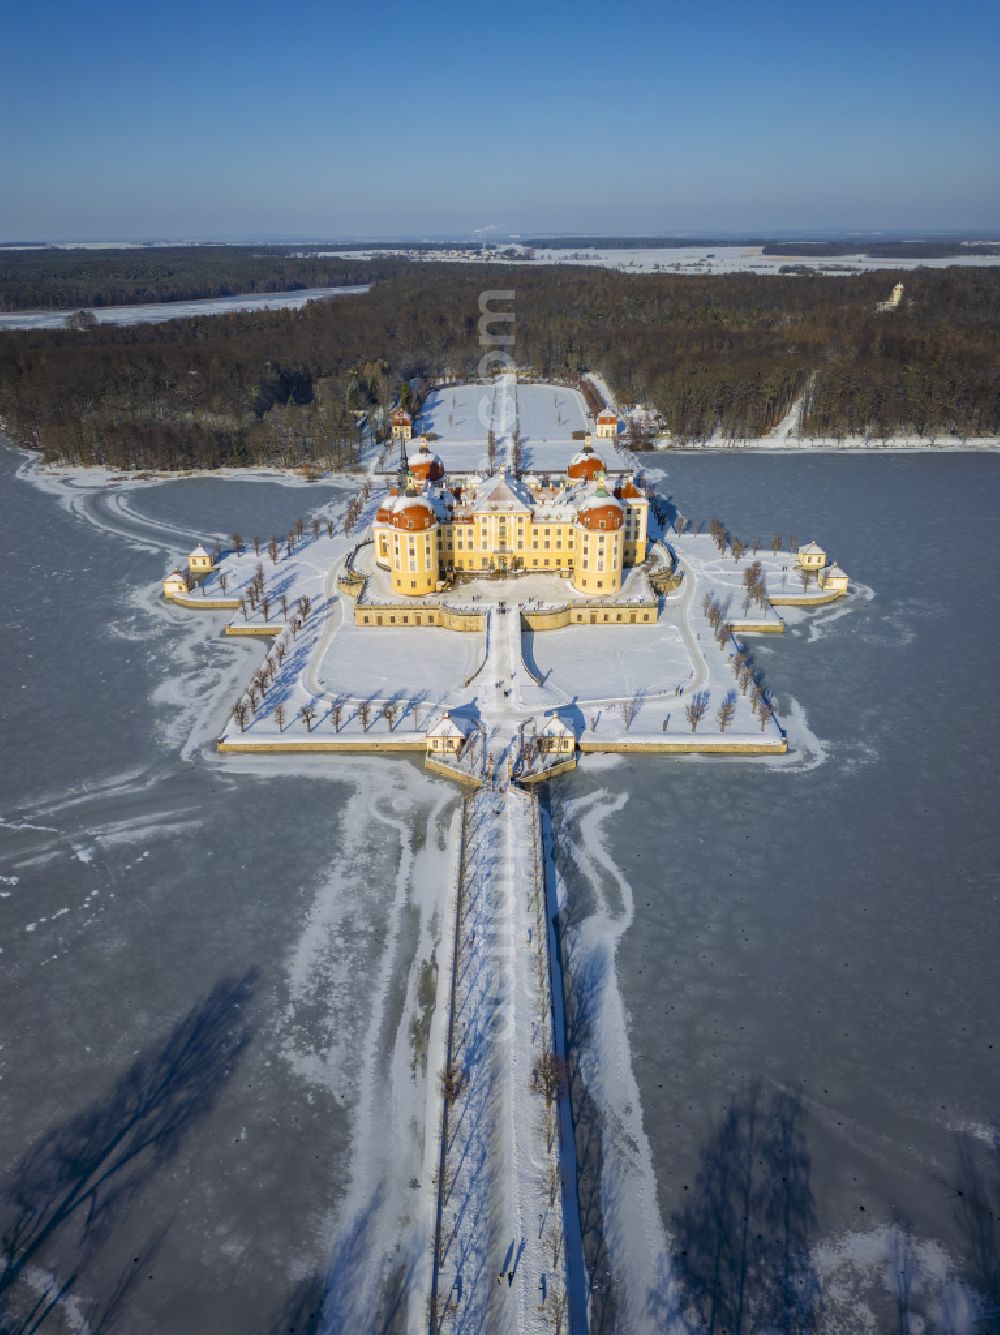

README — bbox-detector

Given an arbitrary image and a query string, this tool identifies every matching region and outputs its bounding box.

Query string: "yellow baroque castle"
[373,440,649,597]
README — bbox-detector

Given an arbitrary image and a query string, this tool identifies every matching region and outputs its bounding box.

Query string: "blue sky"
[2,0,998,240]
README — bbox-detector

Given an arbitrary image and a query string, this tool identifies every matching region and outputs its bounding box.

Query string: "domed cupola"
[407,436,445,483]
[577,485,623,531]
[567,438,606,482]
[391,491,437,531]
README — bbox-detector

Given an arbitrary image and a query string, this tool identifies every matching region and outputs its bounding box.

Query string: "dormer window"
[599,520,606,530]
[407,520,414,530]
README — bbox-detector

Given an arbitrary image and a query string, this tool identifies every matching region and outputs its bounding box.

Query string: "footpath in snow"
[433,786,571,1334]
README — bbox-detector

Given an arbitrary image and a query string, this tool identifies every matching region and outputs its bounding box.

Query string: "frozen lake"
[0,284,369,331]
[1,442,998,1330]
[548,450,1000,1331]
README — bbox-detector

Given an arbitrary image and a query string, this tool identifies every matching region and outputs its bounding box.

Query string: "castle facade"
[373,438,649,598]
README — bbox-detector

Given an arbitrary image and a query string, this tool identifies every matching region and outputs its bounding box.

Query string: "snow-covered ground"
[434,787,569,1333]
[297,243,1000,275]
[410,378,625,477]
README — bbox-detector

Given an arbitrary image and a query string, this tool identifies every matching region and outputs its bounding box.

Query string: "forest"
[762,241,1000,259]
[0,261,998,470]
[0,247,404,311]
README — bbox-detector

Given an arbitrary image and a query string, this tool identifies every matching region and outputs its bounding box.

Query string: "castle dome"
[391,493,437,531]
[567,442,606,481]
[577,487,623,531]
[407,438,444,482]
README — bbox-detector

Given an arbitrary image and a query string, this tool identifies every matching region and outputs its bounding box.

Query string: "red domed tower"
[389,492,439,596]
[408,437,445,484]
[572,486,624,593]
[567,438,606,482]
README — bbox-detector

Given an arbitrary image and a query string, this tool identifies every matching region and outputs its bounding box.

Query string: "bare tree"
[800,568,813,592]
[238,595,247,621]
[261,595,270,623]
[771,532,782,554]
[294,516,305,540]
[684,689,711,733]
[731,537,747,563]
[253,535,262,556]
[297,594,312,622]
[267,536,279,564]
[274,638,288,666]
[218,572,228,594]
[311,517,321,539]
[358,700,371,732]
[280,592,288,620]
[621,690,644,731]
[326,518,334,538]
[330,701,343,733]
[300,704,316,733]
[383,701,398,731]
[232,700,248,732]
[717,689,737,733]
[274,702,286,732]
[231,532,244,556]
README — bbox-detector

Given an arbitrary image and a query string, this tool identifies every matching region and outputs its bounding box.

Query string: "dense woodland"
[0,247,404,311]
[0,261,998,470]
[762,241,1000,259]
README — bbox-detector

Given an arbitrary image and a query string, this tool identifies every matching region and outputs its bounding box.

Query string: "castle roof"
[189,544,210,558]
[821,563,847,579]
[540,715,573,737]
[407,439,444,481]
[567,443,606,480]
[798,541,825,555]
[471,473,533,514]
[390,493,437,530]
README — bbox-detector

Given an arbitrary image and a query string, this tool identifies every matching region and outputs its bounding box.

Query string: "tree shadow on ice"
[0,969,258,1335]
[951,1121,1000,1330]
[261,1189,414,1335]
[650,1080,821,1334]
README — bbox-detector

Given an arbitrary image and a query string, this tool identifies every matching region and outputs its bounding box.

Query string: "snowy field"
[0,284,369,331]
[300,243,1000,275]
[316,619,484,701]
[527,622,692,700]
[410,378,630,475]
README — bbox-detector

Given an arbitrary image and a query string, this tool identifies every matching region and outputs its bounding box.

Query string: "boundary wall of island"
[224,624,279,637]
[770,590,845,607]
[727,619,784,634]
[216,736,425,754]
[165,591,241,611]
[424,755,483,787]
[580,736,787,755]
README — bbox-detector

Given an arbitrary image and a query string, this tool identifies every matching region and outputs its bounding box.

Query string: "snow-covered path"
[434,788,569,1333]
